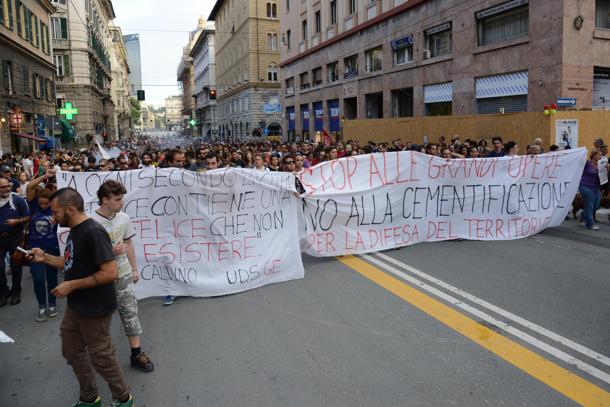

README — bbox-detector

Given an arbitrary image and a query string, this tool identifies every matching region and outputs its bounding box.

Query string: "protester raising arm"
[26,169,55,202]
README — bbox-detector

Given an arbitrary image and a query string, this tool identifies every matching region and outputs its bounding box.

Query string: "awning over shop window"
[476,71,528,99]
[14,133,46,142]
[424,82,453,104]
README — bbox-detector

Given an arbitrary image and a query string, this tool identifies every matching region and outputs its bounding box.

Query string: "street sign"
[557,98,577,107]
[263,127,269,136]
[59,102,79,120]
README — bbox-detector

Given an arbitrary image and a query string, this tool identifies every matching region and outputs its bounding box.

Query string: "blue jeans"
[578,186,601,228]
[29,262,58,309]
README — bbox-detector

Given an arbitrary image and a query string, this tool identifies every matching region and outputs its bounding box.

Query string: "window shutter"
[60,17,67,39]
[63,54,71,76]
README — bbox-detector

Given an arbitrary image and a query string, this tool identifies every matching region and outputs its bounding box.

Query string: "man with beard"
[28,188,134,407]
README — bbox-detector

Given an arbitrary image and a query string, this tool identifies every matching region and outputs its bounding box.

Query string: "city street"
[2,218,609,406]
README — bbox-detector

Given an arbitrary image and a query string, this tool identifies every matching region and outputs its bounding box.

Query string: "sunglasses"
[284,161,295,164]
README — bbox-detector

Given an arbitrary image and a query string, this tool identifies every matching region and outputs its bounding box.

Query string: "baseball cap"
[0,165,11,173]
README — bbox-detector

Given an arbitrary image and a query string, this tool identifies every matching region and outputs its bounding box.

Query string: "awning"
[14,133,46,142]
[424,82,453,104]
[476,71,528,99]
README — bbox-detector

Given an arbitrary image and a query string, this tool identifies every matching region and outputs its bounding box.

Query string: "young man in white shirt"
[91,180,154,373]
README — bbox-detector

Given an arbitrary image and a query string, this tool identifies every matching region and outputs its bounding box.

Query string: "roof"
[189,28,214,58]
[208,0,225,20]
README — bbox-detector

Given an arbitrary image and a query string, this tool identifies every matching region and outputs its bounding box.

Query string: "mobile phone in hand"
[16,246,31,255]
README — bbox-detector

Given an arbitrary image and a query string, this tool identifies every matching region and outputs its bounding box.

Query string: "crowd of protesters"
[0,131,607,405]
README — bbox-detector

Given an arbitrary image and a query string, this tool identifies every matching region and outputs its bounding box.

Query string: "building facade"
[122,33,141,96]
[190,21,217,140]
[109,24,130,140]
[0,0,56,153]
[164,95,182,130]
[209,0,282,140]
[280,0,610,141]
[52,0,116,142]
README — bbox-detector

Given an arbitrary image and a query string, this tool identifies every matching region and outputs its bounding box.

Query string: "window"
[344,54,358,78]
[286,29,291,49]
[330,1,337,24]
[392,36,413,65]
[1,0,14,30]
[2,60,13,94]
[33,14,39,47]
[477,1,528,46]
[286,0,290,12]
[596,0,610,29]
[327,62,338,82]
[52,17,68,39]
[266,2,277,18]
[425,23,452,58]
[22,66,29,94]
[285,77,295,94]
[300,72,310,90]
[32,73,41,98]
[392,88,414,117]
[365,47,383,73]
[267,32,277,50]
[267,63,278,82]
[315,11,321,33]
[348,0,356,15]
[54,54,71,76]
[313,67,322,86]
[302,19,307,40]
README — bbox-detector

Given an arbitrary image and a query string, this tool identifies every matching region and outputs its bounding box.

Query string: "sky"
[112,0,215,106]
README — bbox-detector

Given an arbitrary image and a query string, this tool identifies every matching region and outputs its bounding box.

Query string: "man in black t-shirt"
[29,188,134,407]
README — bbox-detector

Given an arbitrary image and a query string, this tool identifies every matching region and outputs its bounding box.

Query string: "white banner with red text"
[298,148,586,256]
[57,168,304,299]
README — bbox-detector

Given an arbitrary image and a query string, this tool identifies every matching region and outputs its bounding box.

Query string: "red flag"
[323,129,333,146]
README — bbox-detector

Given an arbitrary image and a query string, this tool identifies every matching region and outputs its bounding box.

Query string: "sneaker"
[163,295,174,306]
[46,307,60,318]
[36,309,47,322]
[131,351,155,372]
[110,394,134,407]
[72,395,102,407]
[587,225,600,231]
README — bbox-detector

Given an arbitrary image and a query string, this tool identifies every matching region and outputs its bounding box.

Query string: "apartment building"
[0,0,56,152]
[52,0,117,140]
[208,0,282,140]
[280,0,610,140]
[190,21,217,140]
[165,95,182,130]
[109,25,130,140]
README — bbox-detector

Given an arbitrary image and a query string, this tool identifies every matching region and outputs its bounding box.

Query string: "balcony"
[312,33,320,47]
[56,75,74,85]
[300,83,311,91]
[53,38,70,48]
[344,70,358,79]
[286,86,294,95]
[366,1,380,20]
[326,25,337,40]
[345,14,357,31]
[299,41,306,53]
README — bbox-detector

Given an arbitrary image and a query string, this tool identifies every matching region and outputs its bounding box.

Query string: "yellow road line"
[338,255,610,407]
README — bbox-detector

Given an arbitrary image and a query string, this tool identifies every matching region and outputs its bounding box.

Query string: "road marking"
[338,255,610,407]
[374,251,610,368]
[360,253,610,385]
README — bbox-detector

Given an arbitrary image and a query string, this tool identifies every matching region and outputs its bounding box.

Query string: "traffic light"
[210,89,216,100]
[137,90,145,101]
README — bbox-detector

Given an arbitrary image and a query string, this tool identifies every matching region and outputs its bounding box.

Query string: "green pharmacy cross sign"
[59,102,79,120]
[189,119,198,127]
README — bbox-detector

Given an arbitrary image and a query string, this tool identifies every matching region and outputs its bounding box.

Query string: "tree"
[129,96,142,125]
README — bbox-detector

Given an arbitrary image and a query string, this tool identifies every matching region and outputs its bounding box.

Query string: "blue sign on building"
[556,98,577,107]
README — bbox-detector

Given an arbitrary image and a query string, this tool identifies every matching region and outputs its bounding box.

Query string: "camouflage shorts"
[114,274,143,337]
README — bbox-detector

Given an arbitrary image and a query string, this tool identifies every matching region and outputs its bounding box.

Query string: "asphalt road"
[1,218,609,406]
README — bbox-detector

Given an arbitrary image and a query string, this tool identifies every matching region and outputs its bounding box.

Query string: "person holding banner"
[91,180,155,373]
[28,188,134,407]
[579,149,603,230]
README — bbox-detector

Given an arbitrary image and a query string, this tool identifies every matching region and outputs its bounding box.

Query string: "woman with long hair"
[579,149,603,230]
